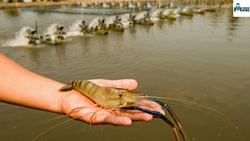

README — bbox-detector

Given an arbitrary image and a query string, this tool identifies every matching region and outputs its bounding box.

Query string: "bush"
[7,0,23,2]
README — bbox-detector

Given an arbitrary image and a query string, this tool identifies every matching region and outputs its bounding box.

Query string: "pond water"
[0,6,250,141]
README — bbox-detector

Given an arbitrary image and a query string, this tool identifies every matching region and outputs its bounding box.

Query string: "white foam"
[119,2,123,7]
[67,20,82,36]
[44,23,67,39]
[151,9,162,21]
[81,2,87,7]
[163,9,171,15]
[2,27,33,47]
[103,2,110,8]
[128,2,134,8]
[89,18,100,29]
[147,2,152,8]
[121,14,133,28]
[135,12,147,20]
[137,2,141,7]
[106,16,116,26]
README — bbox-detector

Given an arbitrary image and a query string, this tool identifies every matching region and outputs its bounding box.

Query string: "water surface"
[0,7,250,141]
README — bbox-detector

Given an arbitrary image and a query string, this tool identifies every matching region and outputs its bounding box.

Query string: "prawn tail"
[59,85,73,91]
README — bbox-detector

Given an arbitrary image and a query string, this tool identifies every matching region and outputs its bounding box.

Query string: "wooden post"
[39,1,41,13]
[55,23,58,34]
[15,0,18,11]
[111,2,114,16]
[81,5,83,20]
[35,21,38,38]
[125,2,126,14]
[103,3,104,19]
[139,0,141,12]
[133,0,135,15]
[55,23,58,42]
[106,17,108,29]
[68,0,70,14]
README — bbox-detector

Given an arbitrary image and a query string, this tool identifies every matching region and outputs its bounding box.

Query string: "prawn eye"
[119,94,122,97]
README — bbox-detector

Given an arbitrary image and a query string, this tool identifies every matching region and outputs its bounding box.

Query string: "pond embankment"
[0,1,72,9]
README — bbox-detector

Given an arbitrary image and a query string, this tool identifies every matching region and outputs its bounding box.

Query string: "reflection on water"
[129,26,136,35]
[156,20,164,29]
[0,7,250,141]
[166,20,175,26]
[226,8,239,41]
[3,8,21,17]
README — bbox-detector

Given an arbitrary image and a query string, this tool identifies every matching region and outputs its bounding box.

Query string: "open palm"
[60,79,164,126]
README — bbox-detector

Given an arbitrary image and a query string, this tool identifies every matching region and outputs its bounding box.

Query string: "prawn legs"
[120,95,188,141]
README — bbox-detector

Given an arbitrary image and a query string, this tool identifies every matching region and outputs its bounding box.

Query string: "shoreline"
[0,0,231,9]
[0,2,73,9]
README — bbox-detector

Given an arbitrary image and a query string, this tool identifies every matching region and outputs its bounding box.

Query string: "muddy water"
[0,7,250,141]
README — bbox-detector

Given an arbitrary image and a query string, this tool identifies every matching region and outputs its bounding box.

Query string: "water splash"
[182,6,189,12]
[173,8,182,15]
[151,9,162,21]
[44,23,57,35]
[121,14,132,27]
[2,27,36,47]
[106,16,116,26]
[135,12,147,20]
[163,9,171,15]
[122,14,131,21]
[107,15,131,28]
[81,2,87,7]
[119,2,123,7]
[147,2,152,8]
[128,2,134,8]
[102,2,110,8]
[67,20,82,36]
[44,23,67,40]
[136,2,141,7]
[67,20,93,37]
[89,18,101,29]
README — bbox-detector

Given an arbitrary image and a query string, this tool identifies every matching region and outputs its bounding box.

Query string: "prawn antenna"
[32,110,98,141]
[143,95,244,141]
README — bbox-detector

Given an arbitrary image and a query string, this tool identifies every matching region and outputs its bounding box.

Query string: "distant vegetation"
[8,0,24,3]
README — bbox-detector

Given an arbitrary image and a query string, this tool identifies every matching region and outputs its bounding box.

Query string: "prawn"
[59,80,188,141]
[32,80,244,141]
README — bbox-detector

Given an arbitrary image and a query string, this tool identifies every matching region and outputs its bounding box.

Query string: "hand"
[60,79,164,126]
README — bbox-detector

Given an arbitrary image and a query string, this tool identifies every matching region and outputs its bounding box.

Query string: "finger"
[102,114,132,126]
[137,100,163,110]
[87,111,133,126]
[89,79,138,91]
[118,110,153,121]
[128,100,165,115]
[74,108,131,126]
[74,106,163,125]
